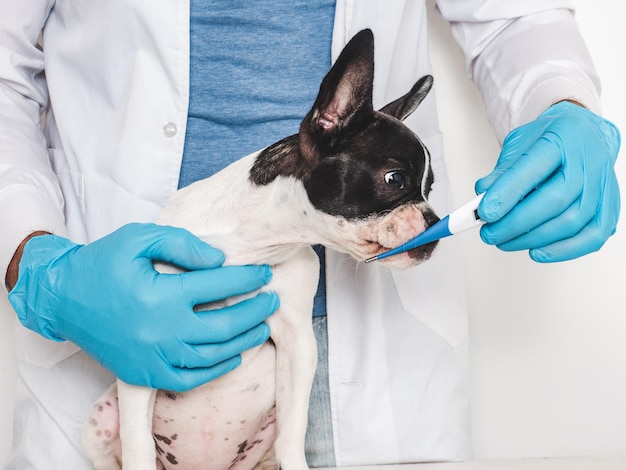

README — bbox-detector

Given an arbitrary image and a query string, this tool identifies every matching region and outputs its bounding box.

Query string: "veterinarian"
[0,1,620,468]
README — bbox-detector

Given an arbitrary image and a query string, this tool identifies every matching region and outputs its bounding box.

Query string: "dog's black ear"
[250,29,376,186]
[379,74,433,121]
[299,29,375,160]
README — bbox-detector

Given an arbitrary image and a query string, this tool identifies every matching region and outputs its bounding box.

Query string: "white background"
[1,0,625,464]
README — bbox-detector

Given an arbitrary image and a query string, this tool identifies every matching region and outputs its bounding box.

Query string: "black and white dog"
[83,29,439,470]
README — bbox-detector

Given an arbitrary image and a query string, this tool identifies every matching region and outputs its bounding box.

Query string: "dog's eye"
[384,171,406,190]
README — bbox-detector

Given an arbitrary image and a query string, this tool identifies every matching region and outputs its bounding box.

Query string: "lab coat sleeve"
[435,0,602,142]
[0,0,69,289]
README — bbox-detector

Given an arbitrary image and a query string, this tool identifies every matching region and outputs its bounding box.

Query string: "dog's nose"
[424,210,440,228]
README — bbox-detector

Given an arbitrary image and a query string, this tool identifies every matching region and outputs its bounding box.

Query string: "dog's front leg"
[268,248,319,470]
[117,379,158,470]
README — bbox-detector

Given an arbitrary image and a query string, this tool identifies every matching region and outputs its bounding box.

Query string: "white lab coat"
[0,0,601,467]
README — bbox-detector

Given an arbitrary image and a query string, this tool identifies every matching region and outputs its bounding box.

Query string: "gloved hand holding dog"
[476,101,621,262]
[8,223,279,392]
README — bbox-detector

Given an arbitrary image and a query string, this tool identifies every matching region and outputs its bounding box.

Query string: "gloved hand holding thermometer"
[7,223,279,392]
[476,101,620,262]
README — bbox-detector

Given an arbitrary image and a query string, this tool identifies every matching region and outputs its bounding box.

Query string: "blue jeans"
[305,315,336,467]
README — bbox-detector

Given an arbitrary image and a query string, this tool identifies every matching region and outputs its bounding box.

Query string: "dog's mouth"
[350,204,440,268]
[365,239,385,251]
[363,237,439,266]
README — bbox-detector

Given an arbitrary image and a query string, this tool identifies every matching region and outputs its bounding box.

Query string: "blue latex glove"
[8,223,279,392]
[475,101,621,262]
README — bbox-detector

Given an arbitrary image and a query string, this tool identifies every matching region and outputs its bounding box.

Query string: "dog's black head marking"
[249,29,434,221]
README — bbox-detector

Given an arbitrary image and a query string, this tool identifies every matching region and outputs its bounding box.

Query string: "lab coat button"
[163,122,178,137]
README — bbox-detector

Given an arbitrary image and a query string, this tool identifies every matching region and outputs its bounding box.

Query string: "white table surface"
[322,455,626,469]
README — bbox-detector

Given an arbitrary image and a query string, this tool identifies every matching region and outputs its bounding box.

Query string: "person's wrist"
[554,98,586,108]
[8,233,79,341]
[5,231,51,292]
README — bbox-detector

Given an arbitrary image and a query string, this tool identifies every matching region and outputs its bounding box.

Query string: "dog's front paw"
[275,453,309,470]
[277,462,309,470]
[250,447,279,470]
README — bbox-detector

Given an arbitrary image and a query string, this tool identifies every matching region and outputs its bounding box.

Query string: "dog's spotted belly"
[152,398,277,470]
[85,342,278,470]
[152,343,278,470]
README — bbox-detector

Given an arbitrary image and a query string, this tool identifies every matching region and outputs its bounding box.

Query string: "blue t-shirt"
[180,1,336,316]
